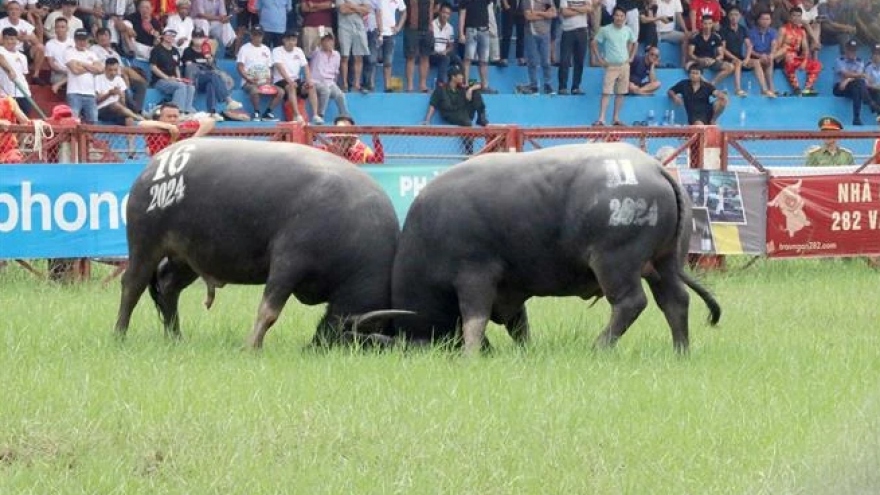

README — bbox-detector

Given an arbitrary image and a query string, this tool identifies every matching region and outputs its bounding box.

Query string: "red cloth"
[147,120,201,155]
[0,97,19,159]
[690,0,723,30]
[316,136,385,164]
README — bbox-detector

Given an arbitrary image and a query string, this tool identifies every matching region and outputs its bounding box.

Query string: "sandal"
[612,120,625,126]
[735,90,747,97]
[762,90,777,98]
[592,120,605,126]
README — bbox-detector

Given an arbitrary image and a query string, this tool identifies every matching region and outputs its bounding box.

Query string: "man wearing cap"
[805,116,854,167]
[183,28,242,118]
[423,64,488,126]
[237,25,284,120]
[64,28,103,123]
[833,39,880,126]
[150,26,198,113]
[0,1,46,85]
[272,30,318,122]
[309,32,348,124]
[42,0,83,40]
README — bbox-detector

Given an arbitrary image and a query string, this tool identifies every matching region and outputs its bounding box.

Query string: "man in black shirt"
[719,6,769,97]
[121,0,162,60]
[688,14,735,89]
[404,0,434,92]
[668,65,728,124]
[422,65,488,154]
[459,0,498,93]
[149,27,197,114]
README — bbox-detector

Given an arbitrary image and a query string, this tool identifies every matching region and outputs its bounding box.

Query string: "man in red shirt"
[0,95,30,163]
[318,115,385,164]
[139,102,215,155]
[775,6,821,95]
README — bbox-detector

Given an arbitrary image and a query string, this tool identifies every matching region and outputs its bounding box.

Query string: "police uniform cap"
[844,39,858,51]
[818,116,843,131]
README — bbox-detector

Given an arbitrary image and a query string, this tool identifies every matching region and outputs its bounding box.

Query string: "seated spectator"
[628,44,661,95]
[688,15,735,91]
[833,40,879,126]
[65,28,103,123]
[430,2,460,87]
[95,57,143,125]
[25,1,51,43]
[309,32,349,124]
[272,30,318,123]
[166,0,197,51]
[183,28,242,119]
[423,65,488,126]
[191,0,237,55]
[42,0,82,40]
[139,102,215,155]
[721,6,771,97]
[866,44,880,122]
[0,94,30,163]
[0,27,34,115]
[45,16,72,92]
[638,0,659,50]
[122,0,161,60]
[747,10,777,96]
[237,25,283,121]
[667,64,727,124]
[853,0,880,47]
[104,0,137,54]
[150,27,198,114]
[90,27,147,114]
[799,0,821,53]
[0,0,46,85]
[684,0,721,72]
[805,116,853,167]
[74,0,105,33]
[774,7,821,95]
[655,0,685,47]
[817,0,855,54]
[321,115,385,163]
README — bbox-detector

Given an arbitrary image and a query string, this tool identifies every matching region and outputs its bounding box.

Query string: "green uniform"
[805,145,855,167]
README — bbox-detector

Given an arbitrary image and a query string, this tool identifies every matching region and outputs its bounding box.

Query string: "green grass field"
[1,259,879,494]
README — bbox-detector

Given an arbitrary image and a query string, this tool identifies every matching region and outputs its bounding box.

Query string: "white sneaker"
[226,99,243,111]
[210,112,225,121]
[294,115,304,123]
[312,115,324,124]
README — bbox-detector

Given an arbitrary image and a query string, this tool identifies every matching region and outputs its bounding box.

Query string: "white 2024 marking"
[147,144,195,212]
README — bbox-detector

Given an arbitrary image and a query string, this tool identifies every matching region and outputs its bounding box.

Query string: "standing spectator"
[336,0,370,92]
[591,6,635,125]
[817,0,854,54]
[805,116,853,167]
[356,0,379,92]
[833,40,878,126]
[460,0,498,93]
[299,0,334,56]
[191,0,237,55]
[139,102,215,155]
[557,0,589,95]
[628,44,660,94]
[617,0,639,42]
[378,0,405,90]
[638,0,658,49]
[866,44,880,120]
[122,0,161,60]
[0,27,34,115]
[165,0,196,50]
[520,0,555,94]
[720,6,766,97]
[237,24,284,120]
[91,27,147,114]
[429,2,460,85]
[45,16,72,91]
[402,0,433,92]
[257,0,291,48]
[0,1,45,84]
[499,0,525,67]
[95,57,143,124]
[64,28,103,123]
[43,0,82,40]
[774,7,820,96]
[688,15,735,90]
[667,64,727,124]
[150,27,197,113]
[747,10,776,96]
[272,29,318,122]
[183,29,242,118]
[487,0,500,65]
[309,32,349,123]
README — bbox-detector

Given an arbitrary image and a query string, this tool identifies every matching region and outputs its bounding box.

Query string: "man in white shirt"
[95,57,143,125]
[165,0,197,50]
[65,28,104,123]
[0,27,34,114]
[45,17,74,91]
[429,3,459,85]
[43,0,84,40]
[90,26,147,113]
[558,0,591,94]
[237,25,284,121]
[272,30,318,122]
[0,0,46,85]
[379,0,405,91]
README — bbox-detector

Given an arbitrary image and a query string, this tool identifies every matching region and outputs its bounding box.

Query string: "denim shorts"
[464,27,490,62]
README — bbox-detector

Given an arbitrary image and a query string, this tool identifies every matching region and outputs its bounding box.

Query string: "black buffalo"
[114,138,401,348]
[390,142,721,353]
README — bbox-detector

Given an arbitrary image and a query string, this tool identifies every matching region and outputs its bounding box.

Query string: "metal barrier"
[723,130,880,173]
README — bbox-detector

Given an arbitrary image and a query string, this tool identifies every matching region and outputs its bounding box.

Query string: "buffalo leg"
[311,311,342,348]
[645,256,691,352]
[114,251,164,337]
[149,258,198,338]
[245,275,295,349]
[456,279,497,356]
[592,262,648,349]
[504,305,530,345]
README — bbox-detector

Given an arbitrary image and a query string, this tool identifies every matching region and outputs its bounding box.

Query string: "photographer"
[423,65,488,126]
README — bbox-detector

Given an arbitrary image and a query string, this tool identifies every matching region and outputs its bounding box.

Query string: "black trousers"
[439,91,487,127]
[558,27,588,90]
[500,9,525,61]
[833,79,872,120]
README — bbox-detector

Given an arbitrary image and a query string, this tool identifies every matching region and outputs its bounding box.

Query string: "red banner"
[766,175,880,258]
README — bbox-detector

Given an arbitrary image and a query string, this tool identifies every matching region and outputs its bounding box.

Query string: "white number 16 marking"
[604,159,638,188]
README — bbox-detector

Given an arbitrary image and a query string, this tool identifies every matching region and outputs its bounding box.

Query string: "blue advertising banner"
[0,163,450,259]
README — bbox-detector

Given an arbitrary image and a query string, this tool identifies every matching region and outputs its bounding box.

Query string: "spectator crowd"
[1,0,879,128]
